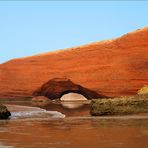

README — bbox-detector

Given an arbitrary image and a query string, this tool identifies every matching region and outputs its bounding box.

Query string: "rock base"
[0,104,11,119]
[32,96,50,102]
[90,94,148,116]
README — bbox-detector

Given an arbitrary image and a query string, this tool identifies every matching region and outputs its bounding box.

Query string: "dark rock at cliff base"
[0,104,11,119]
[32,96,50,102]
[33,78,105,100]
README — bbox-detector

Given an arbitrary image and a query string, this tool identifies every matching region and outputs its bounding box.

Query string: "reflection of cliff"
[61,102,84,109]
[0,116,147,148]
[31,102,90,117]
[0,27,148,99]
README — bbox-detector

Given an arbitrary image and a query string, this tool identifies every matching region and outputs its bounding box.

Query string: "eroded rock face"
[0,104,11,119]
[90,94,148,116]
[0,27,148,99]
[33,78,104,100]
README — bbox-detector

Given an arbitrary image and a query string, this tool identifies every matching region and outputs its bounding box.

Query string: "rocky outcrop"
[0,104,11,119]
[33,78,105,100]
[32,96,50,102]
[90,93,148,116]
[0,27,148,99]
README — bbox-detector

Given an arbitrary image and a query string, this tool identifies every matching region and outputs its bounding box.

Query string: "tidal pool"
[0,101,148,148]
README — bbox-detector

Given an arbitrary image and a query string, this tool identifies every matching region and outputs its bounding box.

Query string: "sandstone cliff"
[0,27,148,99]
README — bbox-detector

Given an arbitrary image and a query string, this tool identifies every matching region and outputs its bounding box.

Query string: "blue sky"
[0,1,148,63]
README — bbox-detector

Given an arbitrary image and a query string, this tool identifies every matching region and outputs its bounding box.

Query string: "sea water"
[0,101,148,148]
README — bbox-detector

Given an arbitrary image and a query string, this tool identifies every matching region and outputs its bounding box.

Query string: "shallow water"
[0,101,148,148]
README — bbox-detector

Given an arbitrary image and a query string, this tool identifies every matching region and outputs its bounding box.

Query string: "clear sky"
[0,1,148,63]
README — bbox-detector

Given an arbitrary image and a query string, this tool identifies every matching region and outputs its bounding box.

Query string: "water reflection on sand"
[0,101,148,148]
[0,117,148,148]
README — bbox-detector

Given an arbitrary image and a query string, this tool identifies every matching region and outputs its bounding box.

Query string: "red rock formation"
[0,27,148,100]
[33,78,105,100]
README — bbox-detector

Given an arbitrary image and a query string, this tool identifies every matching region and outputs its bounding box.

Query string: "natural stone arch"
[33,78,105,100]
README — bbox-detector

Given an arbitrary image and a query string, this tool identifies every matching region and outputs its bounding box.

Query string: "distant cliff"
[0,27,148,99]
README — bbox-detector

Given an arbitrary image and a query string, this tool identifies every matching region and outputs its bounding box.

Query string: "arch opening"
[60,92,88,101]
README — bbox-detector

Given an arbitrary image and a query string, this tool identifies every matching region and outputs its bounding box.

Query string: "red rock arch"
[33,78,105,100]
